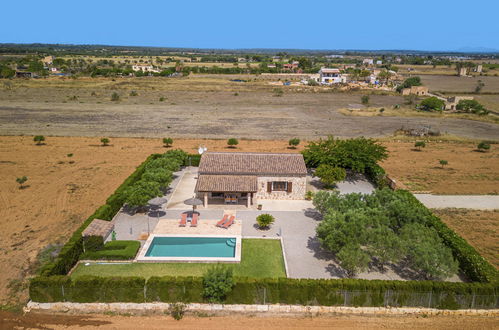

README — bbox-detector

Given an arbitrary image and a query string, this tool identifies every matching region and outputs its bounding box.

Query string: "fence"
[30,276,499,309]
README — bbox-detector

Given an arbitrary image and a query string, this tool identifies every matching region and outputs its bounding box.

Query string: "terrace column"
[204,193,208,208]
[247,193,251,207]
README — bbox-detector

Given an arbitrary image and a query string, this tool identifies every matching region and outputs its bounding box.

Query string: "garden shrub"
[82,235,103,252]
[203,266,234,303]
[68,276,145,303]
[146,276,203,302]
[81,240,140,260]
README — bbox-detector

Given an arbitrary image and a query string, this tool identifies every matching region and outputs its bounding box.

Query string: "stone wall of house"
[256,176,306,200]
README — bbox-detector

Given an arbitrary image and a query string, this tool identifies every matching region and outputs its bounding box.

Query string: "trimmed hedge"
[81,241,141,260]
[185,154,201,167]
[30,276,498,309]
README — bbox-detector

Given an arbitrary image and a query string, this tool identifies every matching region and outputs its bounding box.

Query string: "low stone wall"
[26,301,499,316]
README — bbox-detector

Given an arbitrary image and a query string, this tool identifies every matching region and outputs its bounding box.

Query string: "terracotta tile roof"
[196,175,258,192]
[82,219,114,238]
[198,152,307,176]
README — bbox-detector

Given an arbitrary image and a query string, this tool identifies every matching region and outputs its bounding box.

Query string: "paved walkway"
[166,167,198,209]
[414,194,499,210]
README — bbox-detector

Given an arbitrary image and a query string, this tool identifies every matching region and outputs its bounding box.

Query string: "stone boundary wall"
[26,301,499,317]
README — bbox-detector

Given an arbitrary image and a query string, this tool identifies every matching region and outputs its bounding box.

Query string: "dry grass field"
[338,106,499,124]
[380,139,499,194]
[1,136,498,305]
[433,209,498,269]
[420,75,499,93]
[1,76,499,140]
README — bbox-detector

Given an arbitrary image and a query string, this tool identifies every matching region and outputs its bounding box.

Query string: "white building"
[318,68,347,84]
[132,65,160,73]
[363,58,374,66]
[376,60,383,65]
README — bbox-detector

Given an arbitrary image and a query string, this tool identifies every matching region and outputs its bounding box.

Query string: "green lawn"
[71,239,286,278]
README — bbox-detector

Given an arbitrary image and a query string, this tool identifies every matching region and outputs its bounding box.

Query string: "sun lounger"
[191,213,198,227]
[222,216,235,229]
[216,214,229,227]
[179,213,187,227]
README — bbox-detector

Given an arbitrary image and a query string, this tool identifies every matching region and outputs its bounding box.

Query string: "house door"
[224,193,238,204]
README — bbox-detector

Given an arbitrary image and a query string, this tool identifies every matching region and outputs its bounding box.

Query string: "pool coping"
[136,234,242,263]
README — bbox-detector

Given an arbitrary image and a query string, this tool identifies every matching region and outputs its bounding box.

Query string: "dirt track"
[1,311,498,330]
[1,91,499,140]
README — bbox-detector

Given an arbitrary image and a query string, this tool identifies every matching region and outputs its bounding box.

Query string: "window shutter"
[287,182,292,193]
[267,182,272,193]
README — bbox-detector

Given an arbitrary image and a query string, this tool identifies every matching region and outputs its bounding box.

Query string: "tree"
[315,164,346,188]
[141,168,173,188]
[414,141,426,151]
[456,99,488,115]
[100,138,110,146]
[111,92,120,101]
[439,159,448,168]
[203,266,234,303]
[400,223,458,280]
[227,138,239,148]
[0,67,15,78]
[377,70,393,84]
[163,137,173,147]
[256,213,275,229]
[420,97,445,112]
[361,95,369,105]
[477,141,491,152]
[302,136,388,173]
[33,135,45,145]
[124,180,161,209]
[396,76,422,92]
[16,176,28,189]
[288,138,300,149]
[475,80,485,93]
[337,244,370,277]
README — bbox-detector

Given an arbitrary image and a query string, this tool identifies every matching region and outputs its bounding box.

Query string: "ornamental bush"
[81,240,140,260]
[256,213,275,229]
[203,266,234,303]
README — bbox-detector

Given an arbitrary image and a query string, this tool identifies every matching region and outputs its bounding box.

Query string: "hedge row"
[30,276,498,309]
[397,190,499,284]
[81,241,141,260]
[38,153,162,276]
[185,154,201,167]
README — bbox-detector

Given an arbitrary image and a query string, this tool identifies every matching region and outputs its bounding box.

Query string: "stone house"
[401,86,429,96]
[445,96,474,110]
[195,152,307,207]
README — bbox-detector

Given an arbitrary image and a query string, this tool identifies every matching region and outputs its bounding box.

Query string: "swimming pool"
[137,235,241,263]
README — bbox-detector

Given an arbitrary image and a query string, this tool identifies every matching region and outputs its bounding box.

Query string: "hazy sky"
[1,0,498,51]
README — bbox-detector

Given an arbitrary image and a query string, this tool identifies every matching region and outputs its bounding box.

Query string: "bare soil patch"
[420,75,499,94]
[381,140,499,194]
[1,311,498,330]
[1,77,498,140]
[432,209,499,269]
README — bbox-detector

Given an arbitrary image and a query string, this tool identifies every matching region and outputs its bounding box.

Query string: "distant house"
[376,60,383,65]
[445,96,474,110]
[195,152,307,207]
[401,86,429,96]
[41,56,54,65]
[50,67,59,73]
[272,56,281,62]
[267,63,276,69]
[363,58,374,66]
[459,67,468,76]
[15,71,37,78]
[318,68,347,84]
[132,65,160,73]
[475,65,483,73]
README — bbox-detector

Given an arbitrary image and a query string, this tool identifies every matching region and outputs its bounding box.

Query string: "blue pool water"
[145,237,236,258]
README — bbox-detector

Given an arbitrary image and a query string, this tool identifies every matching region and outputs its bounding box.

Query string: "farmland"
[1,76,499,140]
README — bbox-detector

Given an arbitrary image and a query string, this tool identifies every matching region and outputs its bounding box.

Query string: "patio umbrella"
[147,197,167,234]
[184,196,203,214]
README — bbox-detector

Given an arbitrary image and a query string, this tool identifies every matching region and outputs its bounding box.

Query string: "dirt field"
[433,209,499,269]
[1,136,498,305]
[420,75,499,93]
[1,77,499,140]
[1,311,499,330]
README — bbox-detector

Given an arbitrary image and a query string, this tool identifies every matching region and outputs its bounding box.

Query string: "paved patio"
[153,218,241,236]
